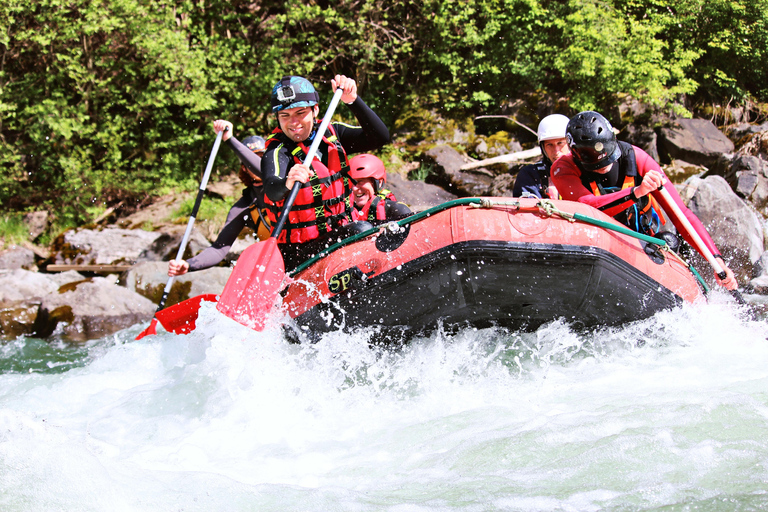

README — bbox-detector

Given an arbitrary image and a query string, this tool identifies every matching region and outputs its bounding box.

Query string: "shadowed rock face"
[659,118,735,167]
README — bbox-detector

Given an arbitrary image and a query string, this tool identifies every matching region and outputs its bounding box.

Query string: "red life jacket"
[351,188,397,222]
[264,124,353,244]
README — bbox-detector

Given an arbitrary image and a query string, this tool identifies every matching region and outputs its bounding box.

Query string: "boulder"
[122,261,231,307]
[386,172,458,212]
[425,144,494,196]
[623,124,660,162]
[684,175,764,281]
[135,225,210,263]
[34,277,156,341]
[50,227,163,266]
[0,269,59,303]
[659,118,735,167]
[22,211,49,240]
[0,245,37,271]
[0,300,41,339]
[748,251,768,294]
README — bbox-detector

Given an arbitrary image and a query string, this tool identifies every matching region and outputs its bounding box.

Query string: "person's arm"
[333,96,391,154]
[513,165,543,198]
[551,156,636,216]
[185,194,251,272]
[262,145,296,202]
[227,137,262,178]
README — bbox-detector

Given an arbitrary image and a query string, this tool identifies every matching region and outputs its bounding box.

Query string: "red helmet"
[348,154,386,184]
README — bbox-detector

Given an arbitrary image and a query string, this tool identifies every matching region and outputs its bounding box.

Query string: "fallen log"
[459,147,542,171]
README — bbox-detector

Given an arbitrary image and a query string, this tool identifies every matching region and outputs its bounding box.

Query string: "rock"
[623,124,660,162]
[425,144,494,196]
[0,269,59,303]
[737,131,768,159]
[0,245,37,270]
[663,160,707,183]
[684,175,764,282]
[385,172,458,212]
[226,234,258,266]
[659,118,735,167]
[0,300,40,339]
[34,277,156,341]
[45,270,87,287]
[122,261,231,307]
[489,174,516,197]
[50,227,163,266]
[22,211,49,240]
[135,225,210,263]
[116,194,185,230]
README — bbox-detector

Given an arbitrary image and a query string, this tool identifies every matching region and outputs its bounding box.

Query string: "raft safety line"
[289,197,709,293]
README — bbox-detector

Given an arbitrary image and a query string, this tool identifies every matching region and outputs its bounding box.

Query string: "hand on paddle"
[213,119,233,142]
[714,257,739,291]
[331,75,358,105]
[634,170,666,198]
[286,163,313,191]
[168,259,190,277]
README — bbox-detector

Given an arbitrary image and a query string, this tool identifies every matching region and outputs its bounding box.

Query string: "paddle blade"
[216,238,285,331]
[135,318,158,340]
[154,293,219,335]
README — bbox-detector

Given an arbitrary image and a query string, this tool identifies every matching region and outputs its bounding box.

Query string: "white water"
[1,295,768,511]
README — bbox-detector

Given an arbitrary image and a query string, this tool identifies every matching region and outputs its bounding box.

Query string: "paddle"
[135,128,227,340]
[216,88,345,330]
[658,185,747,305]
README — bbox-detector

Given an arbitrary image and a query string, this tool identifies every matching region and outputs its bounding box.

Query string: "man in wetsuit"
[551,110,738,290]
[513,113,570,199]
[167,131,269,276]
[261,75,390,271]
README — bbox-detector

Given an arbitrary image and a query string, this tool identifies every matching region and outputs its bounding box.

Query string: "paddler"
[261,75,390,271]
[551,110,738,291]
[348,154,412,222]
[168,130,269,277]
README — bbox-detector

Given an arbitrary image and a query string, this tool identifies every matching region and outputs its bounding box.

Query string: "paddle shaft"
[658,186,746,304]
[155,128,226,313]
[270,88,345,238]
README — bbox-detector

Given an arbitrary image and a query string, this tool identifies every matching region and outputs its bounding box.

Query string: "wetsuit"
[186,137,267,272]
[262,96,390,271]
[513,158,554,199]
[551,142,722,258]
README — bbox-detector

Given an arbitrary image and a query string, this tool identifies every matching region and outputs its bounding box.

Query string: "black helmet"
[565,111,621,172]
[242,135,266,154]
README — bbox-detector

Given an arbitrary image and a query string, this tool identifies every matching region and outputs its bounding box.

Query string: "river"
[1,293,767,511]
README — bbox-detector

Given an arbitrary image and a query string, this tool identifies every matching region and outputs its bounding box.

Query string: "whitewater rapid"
[1,294,767,511]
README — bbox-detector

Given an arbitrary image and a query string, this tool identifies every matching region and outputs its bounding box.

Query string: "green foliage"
[0,214,28,247]
[171,195,235,225]
[1,0,766,232]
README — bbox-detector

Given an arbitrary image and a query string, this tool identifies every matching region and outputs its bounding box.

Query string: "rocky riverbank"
[2,110,768,343]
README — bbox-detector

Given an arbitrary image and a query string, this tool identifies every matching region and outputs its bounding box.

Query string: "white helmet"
[537,114,570,143]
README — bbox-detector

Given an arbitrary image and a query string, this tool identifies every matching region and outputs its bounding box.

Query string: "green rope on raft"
[289,197,709,294]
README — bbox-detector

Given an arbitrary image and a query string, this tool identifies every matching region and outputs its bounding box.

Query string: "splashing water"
[1,296,767,511]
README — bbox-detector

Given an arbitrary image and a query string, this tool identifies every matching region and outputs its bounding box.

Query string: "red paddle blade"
[153,293,219,335]
[135,318,159,340]
[216,238,285,331]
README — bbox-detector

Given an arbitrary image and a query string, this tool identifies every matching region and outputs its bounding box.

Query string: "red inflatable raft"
[153,197,707,339]
[276,197,705,339]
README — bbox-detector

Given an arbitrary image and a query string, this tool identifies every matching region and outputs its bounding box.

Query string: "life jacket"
[351,188,397,222]
[263,124,353,244]
[587,142,666,236]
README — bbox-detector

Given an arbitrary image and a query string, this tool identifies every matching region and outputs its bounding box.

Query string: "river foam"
[1,295,767,511]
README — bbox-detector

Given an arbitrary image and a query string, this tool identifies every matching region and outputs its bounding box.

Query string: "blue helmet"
[270,76,319,114]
